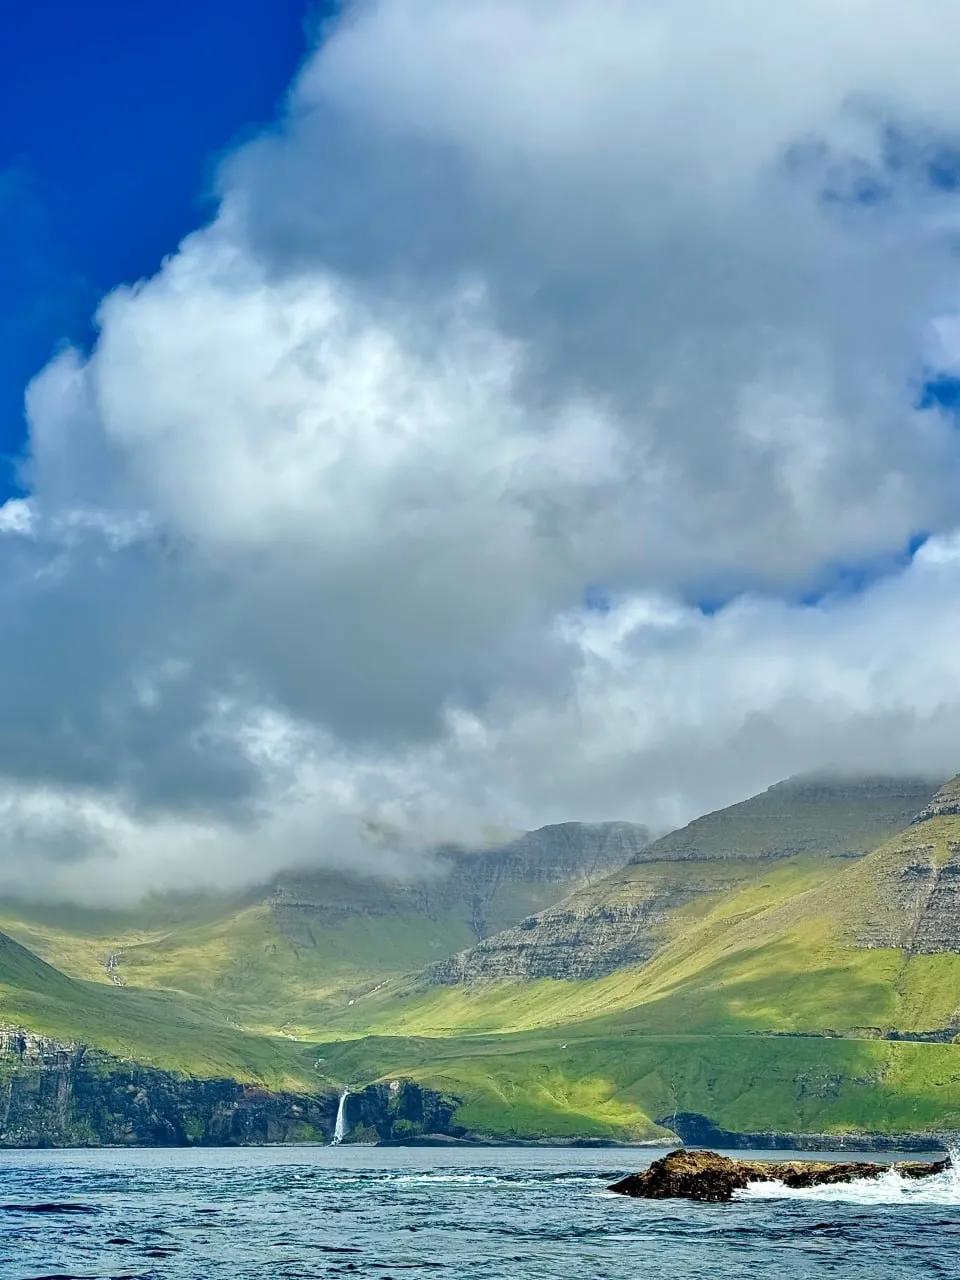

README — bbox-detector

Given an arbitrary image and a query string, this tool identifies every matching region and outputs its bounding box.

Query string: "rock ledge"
[609,1148,949,1203]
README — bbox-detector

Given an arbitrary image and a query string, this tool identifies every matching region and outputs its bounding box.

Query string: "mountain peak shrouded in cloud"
[7,0,960,901]
[912,774,960,823]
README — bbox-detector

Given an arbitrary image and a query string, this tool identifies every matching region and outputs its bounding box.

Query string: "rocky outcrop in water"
[609,1149,950,1202]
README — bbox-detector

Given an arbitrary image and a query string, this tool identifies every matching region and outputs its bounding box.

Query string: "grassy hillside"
[422,775,941,988]
[317,1028,960,1142]
[327,813,960,1045]
[3,777,959,1144]
[641,773,938,862]
[0,930,319,1088]
[302,794,960,1139]
[0,821,641,1036]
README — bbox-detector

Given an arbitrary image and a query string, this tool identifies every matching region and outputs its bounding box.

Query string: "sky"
[5,0,960,903]
[1,0,316,493]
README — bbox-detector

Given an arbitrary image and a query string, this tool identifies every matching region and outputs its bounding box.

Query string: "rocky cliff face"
[428,859,750,983]
[0,1029,339,1147]
[430,895,668,983]
[273,820,649,947]
[911,775,960,824]
[426,776,945,985]
[0,1028,468,1148]
[658,1110,949,1152]
[340,1080,465,1143]
[854,812,960,955]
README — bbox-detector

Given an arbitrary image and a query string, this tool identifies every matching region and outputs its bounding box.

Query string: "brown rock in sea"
[608,1149,949,1203]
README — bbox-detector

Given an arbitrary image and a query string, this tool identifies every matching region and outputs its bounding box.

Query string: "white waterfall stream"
[332,1088,349,1145]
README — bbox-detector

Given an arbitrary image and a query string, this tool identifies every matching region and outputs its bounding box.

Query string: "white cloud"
[6,0,960,900]
[0,499,33,536]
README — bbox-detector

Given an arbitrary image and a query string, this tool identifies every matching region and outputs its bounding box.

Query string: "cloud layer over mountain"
[6,0,960,901]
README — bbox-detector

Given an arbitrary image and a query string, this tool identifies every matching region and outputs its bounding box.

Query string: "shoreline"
[0,1136,949,1154]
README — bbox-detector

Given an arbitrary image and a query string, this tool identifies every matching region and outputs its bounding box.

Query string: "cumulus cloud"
[7,0,960,901]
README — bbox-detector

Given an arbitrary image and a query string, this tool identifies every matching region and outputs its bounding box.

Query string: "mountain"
[304,774,960,1144]
[0,820,647,1038]
[4,776,960,1149]
[423,774,938,985]
[635,773,937,862]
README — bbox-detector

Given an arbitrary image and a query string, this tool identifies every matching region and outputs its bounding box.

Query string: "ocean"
[0,1145,957,1279]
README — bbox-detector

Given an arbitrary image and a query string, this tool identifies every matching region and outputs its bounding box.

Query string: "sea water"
[0,1145,957,1279]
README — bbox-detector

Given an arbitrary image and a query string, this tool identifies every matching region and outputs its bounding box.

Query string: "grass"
[311,1028,960,1141]
[0,931,321,1089]
[0,854,612,1036]
[644,774,938,861]
[2,785,959,1142]
[291,830,960,1139]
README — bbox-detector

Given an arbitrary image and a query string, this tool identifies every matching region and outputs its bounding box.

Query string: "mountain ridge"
[422,774,941,987]
[634,774,939,863]
[3,773,960,1147]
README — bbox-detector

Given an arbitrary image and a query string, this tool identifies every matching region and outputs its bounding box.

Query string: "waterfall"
[332,1088,349,1145]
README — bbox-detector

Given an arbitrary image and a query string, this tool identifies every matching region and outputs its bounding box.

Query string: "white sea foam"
[737,1149,960,1205]
[393,1173,503,1186]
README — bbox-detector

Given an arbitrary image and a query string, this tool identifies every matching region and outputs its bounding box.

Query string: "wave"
[392,1174,504,1185]
[737,1154,960,1206]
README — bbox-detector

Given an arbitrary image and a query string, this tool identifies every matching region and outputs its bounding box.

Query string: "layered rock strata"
[273,820,649,948]
[0,1029,464,1148]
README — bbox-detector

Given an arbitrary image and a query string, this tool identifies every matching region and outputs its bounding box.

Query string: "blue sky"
[1,0,320,499]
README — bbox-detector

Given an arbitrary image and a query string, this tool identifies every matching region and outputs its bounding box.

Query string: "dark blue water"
[0,1146,957,1279]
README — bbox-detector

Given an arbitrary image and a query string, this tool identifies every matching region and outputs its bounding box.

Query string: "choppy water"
[1,1145,957,1279]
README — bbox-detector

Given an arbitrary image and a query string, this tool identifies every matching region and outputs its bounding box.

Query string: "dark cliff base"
[0,1032,339,1147]
[0,1031,467,1148]
[659,1111,948,1153]
[0,1033,952,1150]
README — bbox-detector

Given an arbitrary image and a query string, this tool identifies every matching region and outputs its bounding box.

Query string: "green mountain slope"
[4,775,960,1146]
[355,785,960,1047]
[0,820,646,1037]
[417,774,940,987]
[0,930,319,1088]
[317,1027,960,1144]
[303,777,960,1141]
[636,773,938,862]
